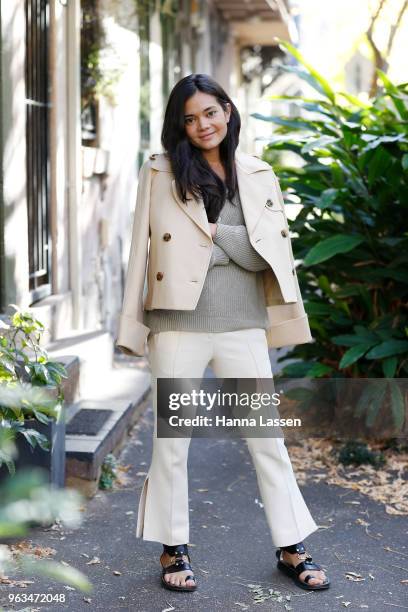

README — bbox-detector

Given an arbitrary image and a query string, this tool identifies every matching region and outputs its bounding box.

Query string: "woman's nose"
[198,119,211,130]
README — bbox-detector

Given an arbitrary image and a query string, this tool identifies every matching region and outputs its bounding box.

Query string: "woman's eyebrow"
[184,106,217,118]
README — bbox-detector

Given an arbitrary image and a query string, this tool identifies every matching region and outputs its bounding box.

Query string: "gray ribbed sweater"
[143,189,270,333]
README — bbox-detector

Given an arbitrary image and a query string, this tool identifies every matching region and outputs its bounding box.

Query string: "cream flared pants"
[136,328,318,547]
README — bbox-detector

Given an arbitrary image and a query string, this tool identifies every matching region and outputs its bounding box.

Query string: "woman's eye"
[208,110,216,116]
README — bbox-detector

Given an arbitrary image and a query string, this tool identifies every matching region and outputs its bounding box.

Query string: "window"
[25,0,52,303]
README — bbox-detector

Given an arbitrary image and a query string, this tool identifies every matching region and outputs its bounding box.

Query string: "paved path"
[1,394,406,612]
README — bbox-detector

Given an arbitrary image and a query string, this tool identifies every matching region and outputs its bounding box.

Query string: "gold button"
[156,272,164,281]
[281,229,288,237]
[266,199,273,207]
[163,233,171,241]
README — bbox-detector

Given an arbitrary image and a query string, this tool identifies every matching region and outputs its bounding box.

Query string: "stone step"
[64,365,151,497]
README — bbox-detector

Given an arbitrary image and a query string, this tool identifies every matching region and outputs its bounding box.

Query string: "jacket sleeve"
[265,171,314,348]
[115,160,152,356]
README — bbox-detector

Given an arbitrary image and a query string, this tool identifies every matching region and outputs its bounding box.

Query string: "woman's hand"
[208,223,217,238]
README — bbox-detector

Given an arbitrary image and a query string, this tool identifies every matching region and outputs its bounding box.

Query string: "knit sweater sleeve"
[208,243,230,269]
[213,223,270,272]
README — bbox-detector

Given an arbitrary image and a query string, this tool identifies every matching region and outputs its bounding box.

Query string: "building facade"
[0,0,287,351]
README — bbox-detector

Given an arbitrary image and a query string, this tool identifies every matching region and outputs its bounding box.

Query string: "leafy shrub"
[337,440,386,467]
[0,306,67,472]
[253,41,408,429]
[253,41,408,378]
[0,428,91,592]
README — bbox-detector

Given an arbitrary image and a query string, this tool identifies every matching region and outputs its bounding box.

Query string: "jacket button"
[292,267,295,275]
[281,229,288,237]
[266,199,273,207]
[163,232,171,241]
[156,272,164,281]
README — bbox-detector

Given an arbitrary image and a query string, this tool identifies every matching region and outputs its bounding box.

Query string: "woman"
[116,74,330,593]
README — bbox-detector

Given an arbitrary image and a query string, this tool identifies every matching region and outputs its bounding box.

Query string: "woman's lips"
[200,132,215,140]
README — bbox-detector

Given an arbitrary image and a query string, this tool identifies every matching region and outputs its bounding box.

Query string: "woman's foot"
[276,542,330,590]
[281,549,327,586]
[160,544,197,591]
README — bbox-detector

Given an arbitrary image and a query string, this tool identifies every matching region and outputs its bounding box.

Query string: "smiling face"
[184,91,231,158]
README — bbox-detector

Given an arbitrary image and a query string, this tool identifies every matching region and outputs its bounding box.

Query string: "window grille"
[25,0,52,303]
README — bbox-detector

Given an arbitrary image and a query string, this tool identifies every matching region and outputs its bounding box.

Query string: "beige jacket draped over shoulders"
[115,150,313,356]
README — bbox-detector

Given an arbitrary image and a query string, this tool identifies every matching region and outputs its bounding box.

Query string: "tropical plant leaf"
[303,234,365,266]
[277,39,335,102]
[339,343,375,369]
[365,340,408,360]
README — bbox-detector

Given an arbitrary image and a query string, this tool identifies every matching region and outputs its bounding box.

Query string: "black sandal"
[276,542,330,591]
[160,544,197,592]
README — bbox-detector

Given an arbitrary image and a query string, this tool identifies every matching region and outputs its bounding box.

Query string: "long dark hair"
[161,74,241,223]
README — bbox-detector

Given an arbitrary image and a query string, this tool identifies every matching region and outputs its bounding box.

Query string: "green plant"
[0,305,67,473]
[252,41,408,429]
[337,440,386,467]
[98,453,118,490]
[0,428,92,594]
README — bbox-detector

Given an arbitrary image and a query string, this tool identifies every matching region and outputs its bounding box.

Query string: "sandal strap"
[303,574,316,584]
[294,560,321,576]
[280,541,306,555]
[163,543,189,557]
[161,543,194,575]
[162,559,193,574]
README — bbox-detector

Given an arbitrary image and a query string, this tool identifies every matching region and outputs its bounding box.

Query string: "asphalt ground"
[0,393,407,612]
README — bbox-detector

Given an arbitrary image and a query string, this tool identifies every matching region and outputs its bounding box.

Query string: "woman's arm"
[208,243,230,269]
[213,223,270,272]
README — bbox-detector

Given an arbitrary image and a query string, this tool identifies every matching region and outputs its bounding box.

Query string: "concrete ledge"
[65,380,150,496]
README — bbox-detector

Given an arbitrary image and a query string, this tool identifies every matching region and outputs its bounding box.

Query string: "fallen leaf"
[345,572,364,578]
[355,518,370,526]
[86,556,101,565]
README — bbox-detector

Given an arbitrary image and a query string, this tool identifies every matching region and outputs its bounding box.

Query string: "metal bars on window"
[25,0,51,303]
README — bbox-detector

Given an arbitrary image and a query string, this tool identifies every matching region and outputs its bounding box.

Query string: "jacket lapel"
[235,158,275,235]
[170,179,212,239]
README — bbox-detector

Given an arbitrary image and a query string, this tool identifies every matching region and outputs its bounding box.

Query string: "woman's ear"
[225,102,231,123]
